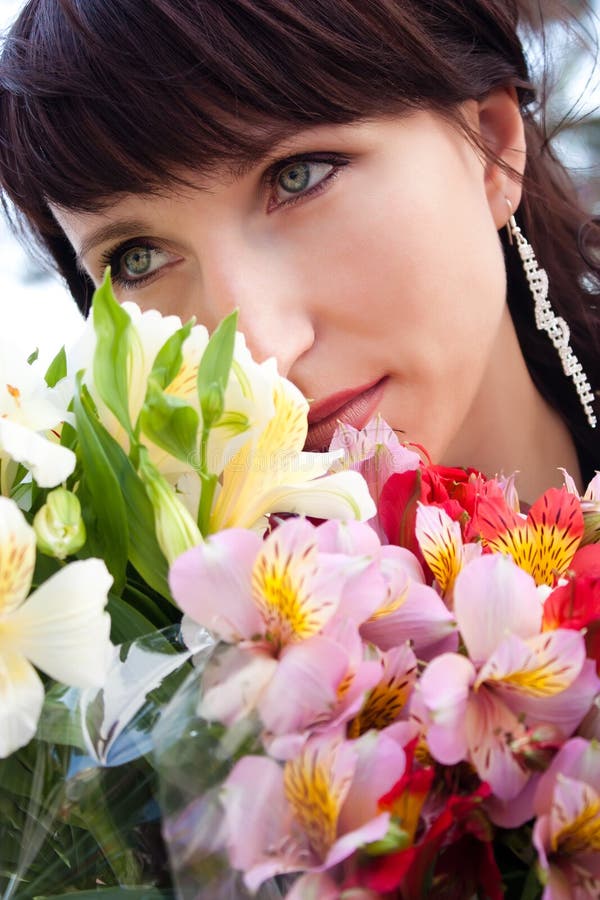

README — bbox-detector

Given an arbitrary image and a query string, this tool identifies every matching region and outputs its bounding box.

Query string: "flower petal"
[0,417,76,488]
[284,734,357,863]
[454,555,542,663]
[259,635,351,743]
[0,496,36,615]
[415,503,464,596]
[7,558,112,686]
[199,645,277,726]
[223,755,306,891]
[0,652,44,757]
[477,488,583,587]
[250,470,376,526]
[169,529,263,641]
[535,738,600,816]
[338,728,406,837]
[252,518,341,646]
[361,581,457,659]
[419,653,474,764]
[465,688,529,800]
[482,632,599,733]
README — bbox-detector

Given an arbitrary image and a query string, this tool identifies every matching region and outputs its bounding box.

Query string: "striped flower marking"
[476,488,583,586]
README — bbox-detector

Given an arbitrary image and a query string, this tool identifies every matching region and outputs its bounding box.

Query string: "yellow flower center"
[284,752,346,860]
[252,540,330,648]
[347,670,414,738]
[0,534,33,615]
[485,521,580,587]
[483,636,578,697]
[552,789,600,856]
[367,581,408,621]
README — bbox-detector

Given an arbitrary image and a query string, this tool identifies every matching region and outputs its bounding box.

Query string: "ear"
[471,87,527,230]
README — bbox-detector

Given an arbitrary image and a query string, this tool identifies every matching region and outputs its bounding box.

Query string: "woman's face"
[53,108,521,462]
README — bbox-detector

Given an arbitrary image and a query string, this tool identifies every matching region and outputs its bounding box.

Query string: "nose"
[201,239,315,379]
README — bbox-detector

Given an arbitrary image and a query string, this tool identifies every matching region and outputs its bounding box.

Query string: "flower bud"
[581,501,600,545]
[200,381,224,429]
[139,450,202,563]
[34,488,86,559]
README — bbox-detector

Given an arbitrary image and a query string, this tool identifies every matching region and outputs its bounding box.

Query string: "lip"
[304,377,388,452]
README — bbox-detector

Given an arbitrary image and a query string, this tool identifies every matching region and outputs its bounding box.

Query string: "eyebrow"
[77,219,153,268]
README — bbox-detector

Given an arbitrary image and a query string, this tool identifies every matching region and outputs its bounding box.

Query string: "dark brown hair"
[0,0,598,470]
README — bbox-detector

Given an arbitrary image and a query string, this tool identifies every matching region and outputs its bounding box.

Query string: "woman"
[0,0,598,498]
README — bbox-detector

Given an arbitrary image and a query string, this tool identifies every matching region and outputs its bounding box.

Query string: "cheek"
[307,175,507,359]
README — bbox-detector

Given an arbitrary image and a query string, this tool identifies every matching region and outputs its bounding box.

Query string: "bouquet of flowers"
[0,273,599,900]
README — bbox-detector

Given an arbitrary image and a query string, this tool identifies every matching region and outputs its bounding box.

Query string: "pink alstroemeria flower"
[317,520,458,660]
[221,729,406,892]
[360,544,458,661]
[170,517,386,649]
[418,555,600,805]
[533,737,600,899]
[170,517,390,735]
[261,617,383,759]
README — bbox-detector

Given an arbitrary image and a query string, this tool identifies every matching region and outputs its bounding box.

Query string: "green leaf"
[149,318,194,391]
[196,310,238,429]
[27,347,39,365]
[74,388,172,601]
[107,592,163,642]
[73,378,128,594]
[92,269,135,439]
[139,378,199,466]
[44,346,67,387]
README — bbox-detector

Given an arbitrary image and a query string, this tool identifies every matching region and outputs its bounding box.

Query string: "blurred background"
[0,0,598,363]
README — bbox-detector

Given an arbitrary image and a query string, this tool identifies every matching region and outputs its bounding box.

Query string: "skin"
[52,89,582,500]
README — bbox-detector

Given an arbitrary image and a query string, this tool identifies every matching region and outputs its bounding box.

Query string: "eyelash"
[101,152,350,289]
[264,152,350,212]
[100,241,166,289]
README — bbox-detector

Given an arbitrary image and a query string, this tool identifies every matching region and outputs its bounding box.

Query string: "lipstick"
[304,377,388,452]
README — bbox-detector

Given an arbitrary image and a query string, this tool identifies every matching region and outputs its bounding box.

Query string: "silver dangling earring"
[506,200,597,429]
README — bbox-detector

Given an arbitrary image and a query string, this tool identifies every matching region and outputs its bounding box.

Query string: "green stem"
[198,472,218,536]
[197,426,217,535]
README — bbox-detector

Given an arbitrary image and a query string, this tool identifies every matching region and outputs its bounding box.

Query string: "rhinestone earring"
[506,202,597,429]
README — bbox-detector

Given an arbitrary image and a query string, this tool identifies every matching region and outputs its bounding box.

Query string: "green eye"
[274,160,335,203]
[278,162,311,194]
[122,247,153,277]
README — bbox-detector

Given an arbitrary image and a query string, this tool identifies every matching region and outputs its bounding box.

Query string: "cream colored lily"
[0,497,113,757]
[209,376,376,533]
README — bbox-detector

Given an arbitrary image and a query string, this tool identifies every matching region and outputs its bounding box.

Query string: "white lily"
[209,375,376,532]
[0,496,113,757]
[0,341,75,492]
[70,304,273,480]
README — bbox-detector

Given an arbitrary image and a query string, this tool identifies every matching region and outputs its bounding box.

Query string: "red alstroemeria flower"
[379,464,486,560]
[473,486,584,587]
[354,750,500,900]
[543,544,600,673]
